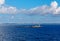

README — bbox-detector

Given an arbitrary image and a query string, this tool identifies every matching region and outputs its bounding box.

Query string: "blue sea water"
[0,24,60,41]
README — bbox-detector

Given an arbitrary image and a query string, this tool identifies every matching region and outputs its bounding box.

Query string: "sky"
[0,0,60,24]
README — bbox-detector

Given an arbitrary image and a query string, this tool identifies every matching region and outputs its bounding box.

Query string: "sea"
[0,23,60,41]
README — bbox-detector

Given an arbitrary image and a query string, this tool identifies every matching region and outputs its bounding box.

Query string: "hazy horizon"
[0,0,60,23]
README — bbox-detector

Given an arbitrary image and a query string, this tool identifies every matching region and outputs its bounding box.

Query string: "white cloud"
[51,1,58,8]
[17,1,60,15]
[0,0,18,14]
[0,6,18,14]
[27,1,60,15]
[0,1,60,15]
[0,0,5,5]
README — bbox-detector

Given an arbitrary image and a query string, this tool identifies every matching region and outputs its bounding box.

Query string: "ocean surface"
[0,23,60,41]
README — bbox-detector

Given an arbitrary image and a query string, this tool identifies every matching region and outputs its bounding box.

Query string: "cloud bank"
[0,0,60,15]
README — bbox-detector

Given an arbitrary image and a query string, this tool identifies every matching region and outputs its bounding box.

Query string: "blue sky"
[5,0,60,9]
[0,0,60,23]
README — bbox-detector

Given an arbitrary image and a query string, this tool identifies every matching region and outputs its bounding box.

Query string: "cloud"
[0,6,18,14]
[0,0,5,5]
[13,1,60,15]
[0,1,60,15]
[51,1,58,8]
[0,0,18,14]
[27,1,60,15]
